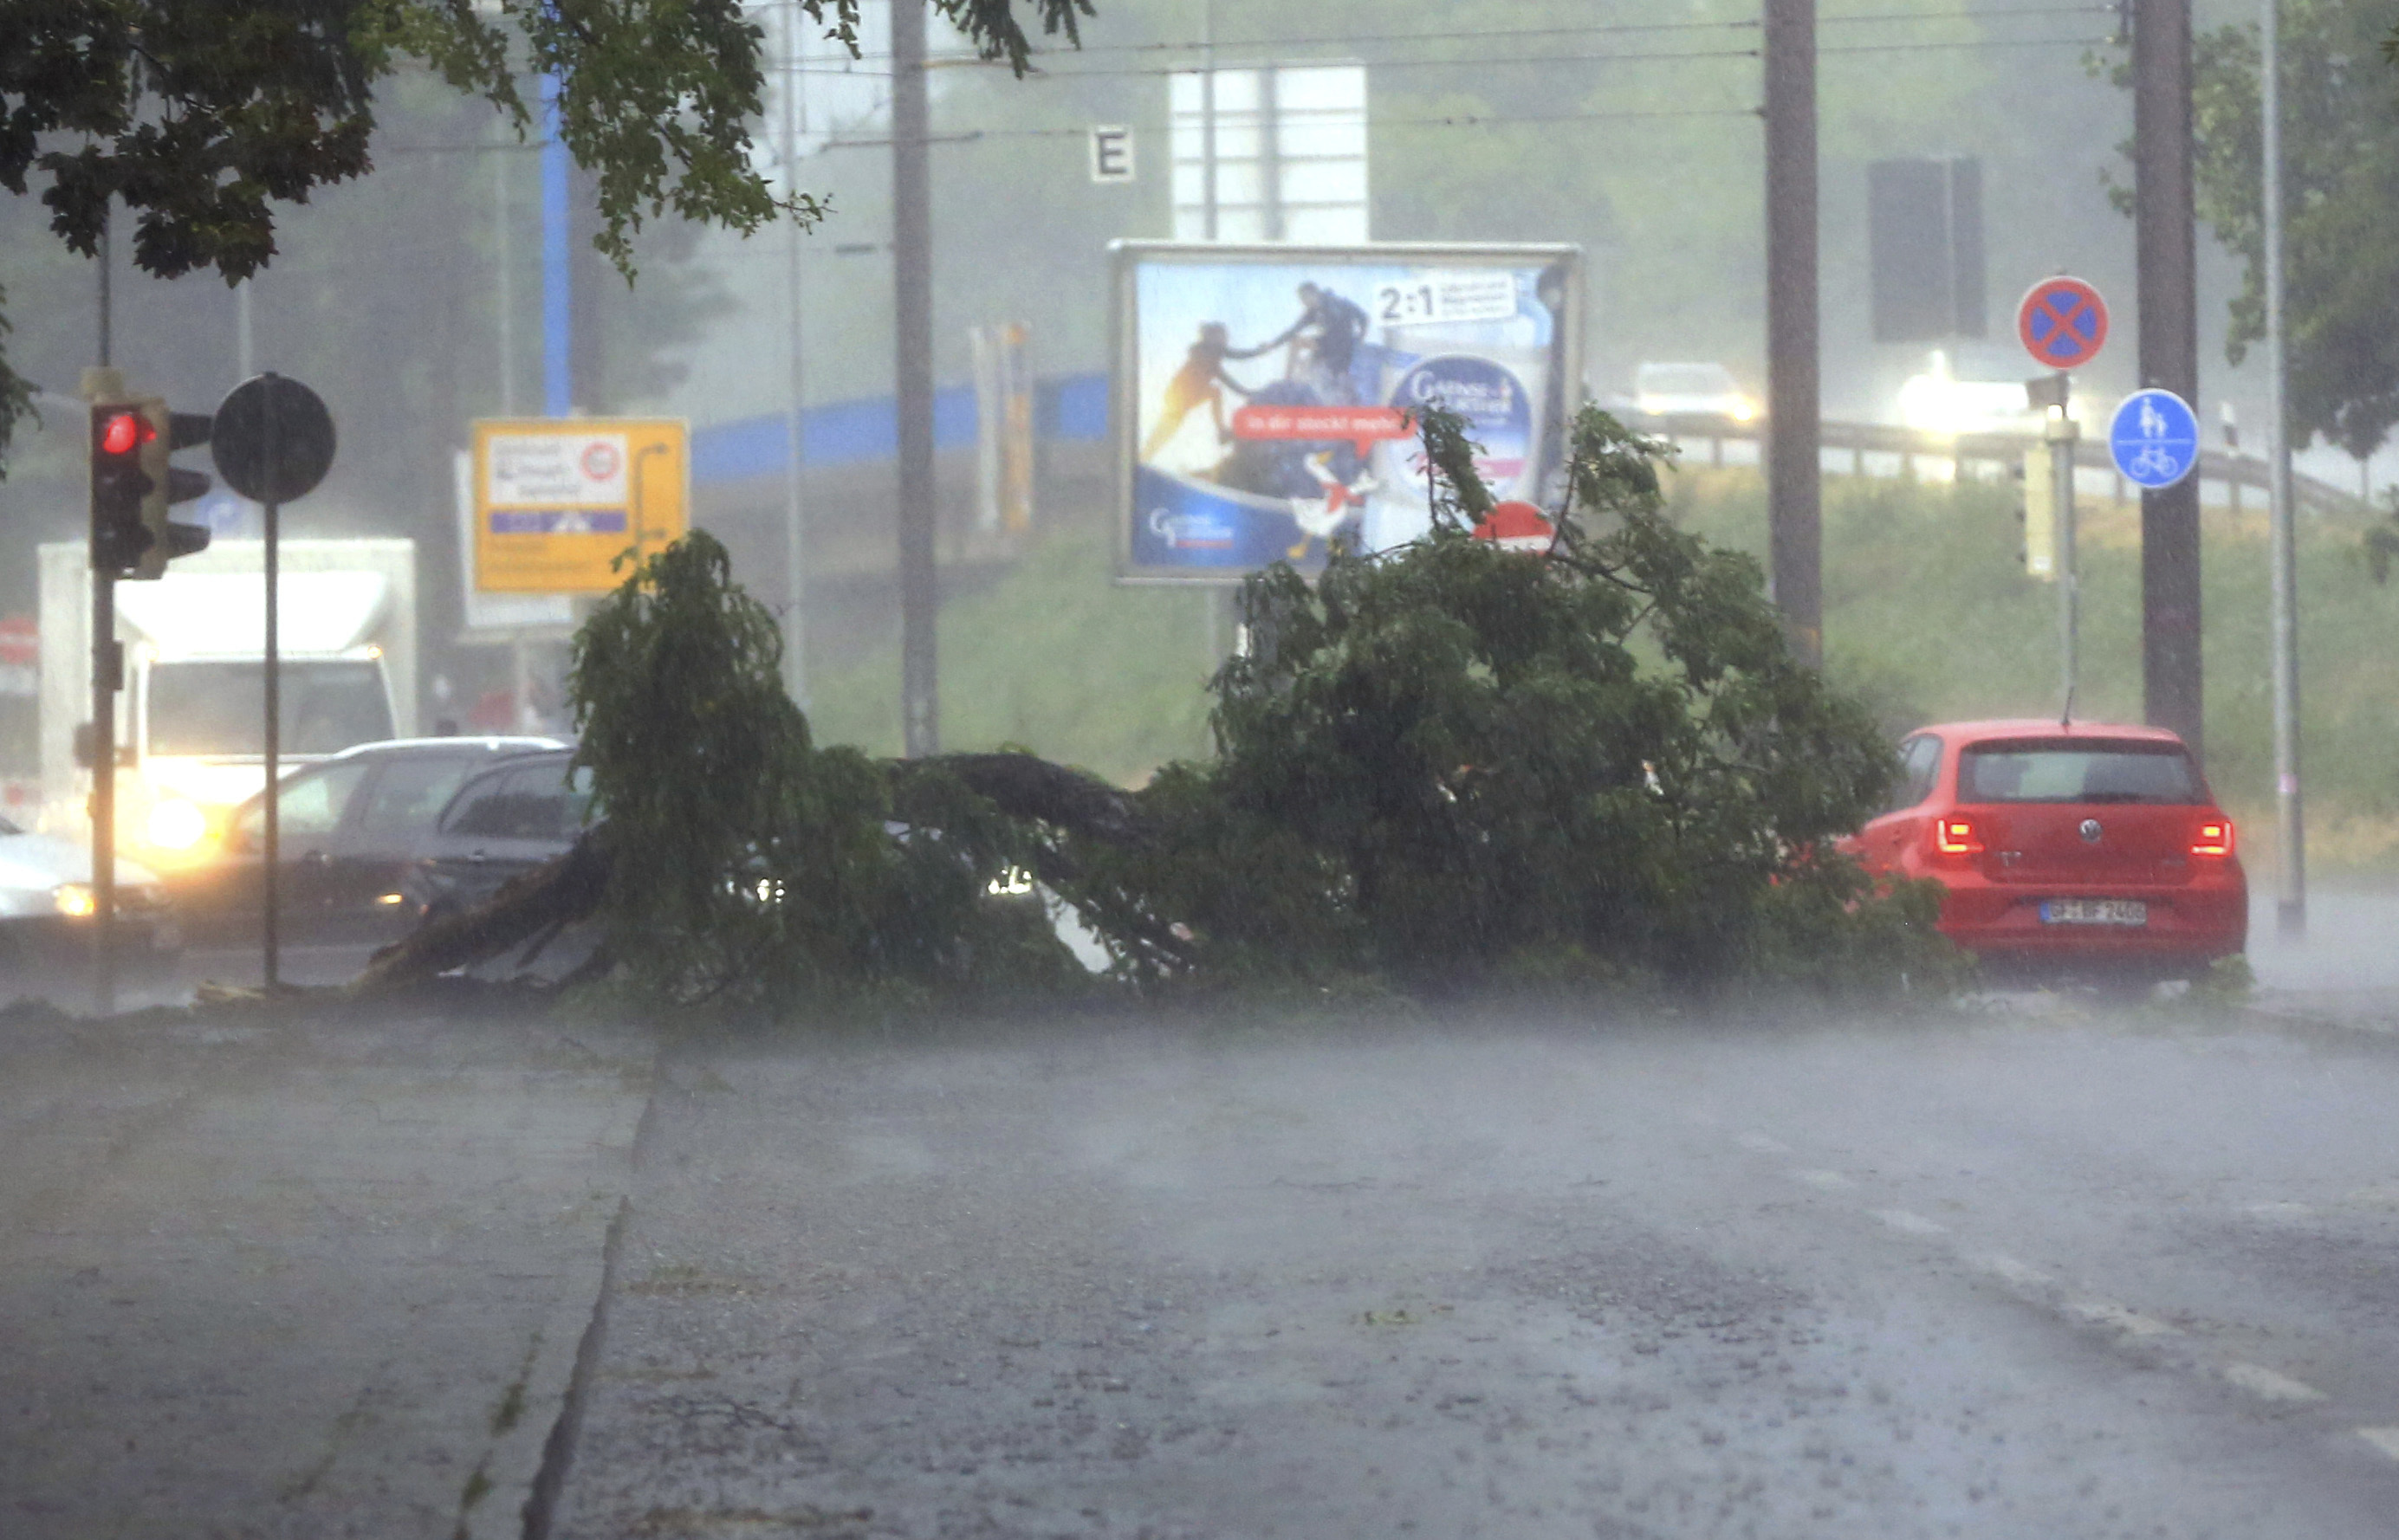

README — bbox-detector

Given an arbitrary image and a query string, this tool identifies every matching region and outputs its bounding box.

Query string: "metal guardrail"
[1637,414,2367,520]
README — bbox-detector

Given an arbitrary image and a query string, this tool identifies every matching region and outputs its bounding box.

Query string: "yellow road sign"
[470,418,687,593]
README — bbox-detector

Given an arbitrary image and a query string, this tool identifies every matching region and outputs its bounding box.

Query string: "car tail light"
[2192,818,2234,858]
[1933,816,1984,856]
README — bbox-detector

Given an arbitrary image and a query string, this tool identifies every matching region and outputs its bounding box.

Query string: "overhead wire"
[382,10,2108,156]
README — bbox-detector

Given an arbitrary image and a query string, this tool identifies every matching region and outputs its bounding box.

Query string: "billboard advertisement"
[1112,241,1582,583]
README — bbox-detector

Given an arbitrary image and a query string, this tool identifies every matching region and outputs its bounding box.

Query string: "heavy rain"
[3,2,2399,1535]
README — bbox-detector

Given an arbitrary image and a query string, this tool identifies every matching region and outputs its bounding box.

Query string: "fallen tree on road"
[358,406,1963,1009]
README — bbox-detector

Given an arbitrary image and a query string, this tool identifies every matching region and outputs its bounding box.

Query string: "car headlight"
[146,797,211,853]
[52,882,97,919]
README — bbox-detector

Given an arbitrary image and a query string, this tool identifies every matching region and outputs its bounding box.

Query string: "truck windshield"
[146,660,394,757]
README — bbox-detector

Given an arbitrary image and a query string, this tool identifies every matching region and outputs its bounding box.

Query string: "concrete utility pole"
[780,3,811,709]
[1763,0,1822,667]
[2262,0,2305,936]
[2132,0,2204,759]
[892,0,939,756]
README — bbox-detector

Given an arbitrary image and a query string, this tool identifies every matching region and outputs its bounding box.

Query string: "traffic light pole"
[90,226,119,1017]
[89,534,119,1017]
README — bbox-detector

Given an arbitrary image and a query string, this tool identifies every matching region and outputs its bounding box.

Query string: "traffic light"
[89,397,212,579]
[90,402,154,577]
[132,399,213,579]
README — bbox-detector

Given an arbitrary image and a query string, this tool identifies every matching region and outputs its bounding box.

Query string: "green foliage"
[566,425,1955,1013]
[2192,1,2399,458]
[1075,406,1955,994]
[568,530,1079,1010]
[0,0,1088,464]
[2368,490,2399,586]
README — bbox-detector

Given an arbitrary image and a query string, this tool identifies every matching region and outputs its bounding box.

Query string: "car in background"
[165,736,567,948]
[1892,349,2098,438]
[0,812,177,974]
[1632,361,1756,424]
[1847,720,2246,985]
[403,749,594,924]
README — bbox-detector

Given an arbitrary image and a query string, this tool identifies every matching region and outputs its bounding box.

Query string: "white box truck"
[36,539,417,868]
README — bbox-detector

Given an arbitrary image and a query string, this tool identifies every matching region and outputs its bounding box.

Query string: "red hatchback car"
[1849,721,2247,982]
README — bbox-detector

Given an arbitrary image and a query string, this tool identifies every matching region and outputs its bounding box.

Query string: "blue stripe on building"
[691,372,1110,486]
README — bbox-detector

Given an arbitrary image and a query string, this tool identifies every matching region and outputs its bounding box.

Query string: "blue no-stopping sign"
[2108,389,2201,490]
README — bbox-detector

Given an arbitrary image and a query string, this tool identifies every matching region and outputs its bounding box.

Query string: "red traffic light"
[99,411,154,456]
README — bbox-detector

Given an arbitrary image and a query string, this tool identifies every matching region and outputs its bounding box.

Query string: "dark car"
[167,736,567,948]
[403,749,595,923]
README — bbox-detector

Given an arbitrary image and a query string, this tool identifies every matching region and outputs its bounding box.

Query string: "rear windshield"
[1957,739,2203,806]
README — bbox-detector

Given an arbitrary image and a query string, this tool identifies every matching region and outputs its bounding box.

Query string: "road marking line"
[1972,1253,2052,1288]
[2222,1362,2325,1403]
[2358,1428,2399,1463]
[2240,1200,2314,1220]
[2066,1299,2179,1338]
[1871,1208,1948,1237]
[1789,1168,1853,1191]
[1736,1132,1790,1155]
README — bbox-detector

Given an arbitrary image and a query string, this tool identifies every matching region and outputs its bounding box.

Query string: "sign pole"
[2047,374,2079,714]
[261,374,281,992]
[2016,276,2110,719]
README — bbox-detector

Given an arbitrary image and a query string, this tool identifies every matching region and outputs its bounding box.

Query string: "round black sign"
[210,374,336,503]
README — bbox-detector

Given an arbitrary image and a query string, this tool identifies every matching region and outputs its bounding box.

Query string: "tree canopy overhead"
[0,0,1093,457]
[2192,0,2399,461]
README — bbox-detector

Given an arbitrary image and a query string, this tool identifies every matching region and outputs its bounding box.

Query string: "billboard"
[470,418,688,594]
[1112,241,1582,583]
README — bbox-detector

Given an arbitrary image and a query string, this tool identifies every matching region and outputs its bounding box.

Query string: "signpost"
[2017,277,2107,716]
[210,372,335,991]
[2108,388,2201,490]
[470,418,687,593]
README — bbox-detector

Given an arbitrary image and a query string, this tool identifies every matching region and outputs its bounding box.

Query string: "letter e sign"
[1090,125,1135,184]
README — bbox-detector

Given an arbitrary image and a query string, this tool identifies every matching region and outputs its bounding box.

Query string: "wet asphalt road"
[551,1000,2399,1540]
[3,892,2397,1537]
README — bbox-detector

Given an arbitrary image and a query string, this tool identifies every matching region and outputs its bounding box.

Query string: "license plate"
[2040,899,2147,927]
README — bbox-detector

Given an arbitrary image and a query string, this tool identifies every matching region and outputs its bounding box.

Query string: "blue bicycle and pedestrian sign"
[2108,388,2201,490]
